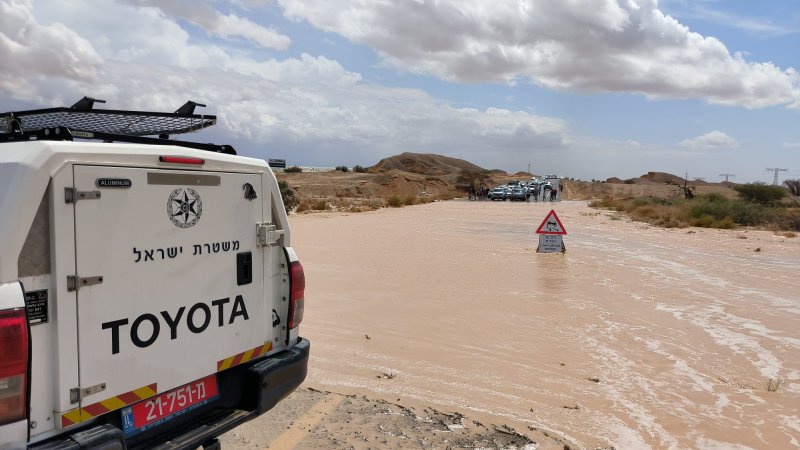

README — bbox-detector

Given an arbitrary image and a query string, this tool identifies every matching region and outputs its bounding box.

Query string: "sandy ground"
[223,199,800,449]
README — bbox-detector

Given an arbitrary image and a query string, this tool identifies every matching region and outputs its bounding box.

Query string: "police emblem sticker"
[168,188,202,228]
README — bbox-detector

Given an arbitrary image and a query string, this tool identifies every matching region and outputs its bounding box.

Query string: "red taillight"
[159,156,205,165]
[288,261,305,329]
[0,308,28,426]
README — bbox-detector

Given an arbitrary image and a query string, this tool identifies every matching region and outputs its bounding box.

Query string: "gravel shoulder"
[221,387,571,449]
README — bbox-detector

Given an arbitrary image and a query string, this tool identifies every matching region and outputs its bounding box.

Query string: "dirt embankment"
[278,170,461,204]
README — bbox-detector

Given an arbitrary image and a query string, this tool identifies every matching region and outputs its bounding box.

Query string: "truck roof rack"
[0,97,235,155]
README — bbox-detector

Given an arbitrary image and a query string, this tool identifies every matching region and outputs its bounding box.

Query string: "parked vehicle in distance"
[509,187,527,201]
[489,187,507,200]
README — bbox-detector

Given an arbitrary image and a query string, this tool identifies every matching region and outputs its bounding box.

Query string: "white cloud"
[120,0,291,50]
[0,0,103,101]
[279,0,800,109]
[782,142,800,149]
[679,130,738,150]
[0,0,568,170]
[663,2,798,36]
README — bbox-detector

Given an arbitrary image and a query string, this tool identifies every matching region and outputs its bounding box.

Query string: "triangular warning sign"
[536,210,567,235]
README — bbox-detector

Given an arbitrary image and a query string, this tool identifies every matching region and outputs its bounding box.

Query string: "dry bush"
[296,198,329,212]
[326,196,385,213]
[386,196,403,207]
[589,197,617,209]
[689,215,735,229]
[767,377,783,392]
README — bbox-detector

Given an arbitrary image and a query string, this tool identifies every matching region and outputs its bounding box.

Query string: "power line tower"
[766,168,788,185]
[719,173,735,182]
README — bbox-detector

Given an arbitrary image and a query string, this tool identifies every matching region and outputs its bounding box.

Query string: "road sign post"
[536,210,567,253]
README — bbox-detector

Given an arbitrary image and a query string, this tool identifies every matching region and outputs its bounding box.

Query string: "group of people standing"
[467,183,562,201]
[530,183,560,202]
[468,186,491,200]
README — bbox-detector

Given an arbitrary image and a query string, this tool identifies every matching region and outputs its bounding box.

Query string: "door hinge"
[65,187,101,203]
[67,275,104,292]
[257,222,284,247]
[70,383,107,404]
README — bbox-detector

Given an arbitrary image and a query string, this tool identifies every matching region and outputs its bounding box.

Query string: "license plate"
[121,375,219,437]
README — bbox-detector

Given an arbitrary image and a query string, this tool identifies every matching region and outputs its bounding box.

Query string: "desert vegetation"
[783,179,800,196]
[295,198,330,212]
[278,180,298,213]
[590,183,799,231]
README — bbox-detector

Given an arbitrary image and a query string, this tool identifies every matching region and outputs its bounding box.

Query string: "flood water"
[291,200,800,449]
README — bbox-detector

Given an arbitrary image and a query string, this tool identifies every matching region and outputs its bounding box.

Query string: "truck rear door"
[66,164,275,426]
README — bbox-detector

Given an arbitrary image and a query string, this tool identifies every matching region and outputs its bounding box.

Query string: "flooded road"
[291,200,800,449]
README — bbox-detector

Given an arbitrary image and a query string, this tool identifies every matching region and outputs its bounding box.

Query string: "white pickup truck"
[0,98,309,449]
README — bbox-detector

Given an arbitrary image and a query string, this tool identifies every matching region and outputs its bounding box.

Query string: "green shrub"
[284,166,302,173]
[704,193,728,203]
[729,202,776,226]
[278,180,298,213]
[688,195,731,220]
[335,165,349,172]
[402,196,416,206]
[734,183,786,205]
[353,165,367,173]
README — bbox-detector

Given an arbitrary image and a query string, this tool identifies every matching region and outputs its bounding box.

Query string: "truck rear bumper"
[29,339,310,450]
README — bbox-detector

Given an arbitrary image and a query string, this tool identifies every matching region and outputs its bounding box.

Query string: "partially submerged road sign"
[536,210,566,253]
[536,210,567,235]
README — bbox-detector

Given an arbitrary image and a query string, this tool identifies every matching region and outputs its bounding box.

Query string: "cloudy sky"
[1,0,799,182]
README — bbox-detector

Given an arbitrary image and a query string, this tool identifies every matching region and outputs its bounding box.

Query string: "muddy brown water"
[291,200,800,449]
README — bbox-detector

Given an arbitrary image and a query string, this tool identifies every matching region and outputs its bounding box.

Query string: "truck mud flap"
[29,425,124,450]
[246,338,310,414]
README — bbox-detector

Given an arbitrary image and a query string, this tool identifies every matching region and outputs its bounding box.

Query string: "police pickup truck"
[0,98,309,449]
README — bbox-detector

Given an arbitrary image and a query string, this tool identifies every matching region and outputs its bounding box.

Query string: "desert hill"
[371,152,488,176]
[607,172,713,186]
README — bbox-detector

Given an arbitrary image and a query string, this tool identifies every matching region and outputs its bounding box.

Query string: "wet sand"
[284,200,799,449]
